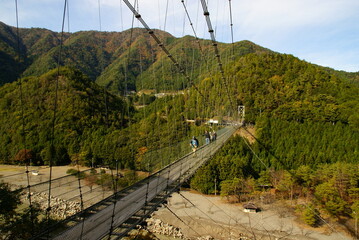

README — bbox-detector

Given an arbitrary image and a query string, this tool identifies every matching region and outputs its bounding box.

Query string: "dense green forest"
[0,66,203,169]
[191,119,359,193]
[0,67,131,165]
[1,21,359,170]
[190,132,359,226]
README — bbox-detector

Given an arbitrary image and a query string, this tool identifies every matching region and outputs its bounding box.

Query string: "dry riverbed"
[148,190,352,240]
[0,165,353,239]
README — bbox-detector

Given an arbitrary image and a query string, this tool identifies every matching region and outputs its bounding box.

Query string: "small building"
[207,119,219,124]
[243,203,260,213]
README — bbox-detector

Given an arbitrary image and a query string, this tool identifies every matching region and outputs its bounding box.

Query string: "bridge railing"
[33,125,238,240]
[139,126,229,172]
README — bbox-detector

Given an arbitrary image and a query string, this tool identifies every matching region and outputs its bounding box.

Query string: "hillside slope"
[0,22,271,94]
[0,67,129,165]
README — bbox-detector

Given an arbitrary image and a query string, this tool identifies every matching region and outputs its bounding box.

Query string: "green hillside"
[189,52,359,124]
[0,67,130,165]
[0,22,26,85]
[186,51,359,225]
[0,22,271,95]
[1,22,358,170]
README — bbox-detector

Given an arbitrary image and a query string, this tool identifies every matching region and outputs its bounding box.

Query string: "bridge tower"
[238,105,245,125]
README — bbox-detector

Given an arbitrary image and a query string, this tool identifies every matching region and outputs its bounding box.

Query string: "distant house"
[243,203,260,213]
[207,119,219,125]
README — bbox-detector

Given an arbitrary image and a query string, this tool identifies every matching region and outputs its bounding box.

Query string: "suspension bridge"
[2,0,355,239]
[30,125,238,239]
[5,0,244,239]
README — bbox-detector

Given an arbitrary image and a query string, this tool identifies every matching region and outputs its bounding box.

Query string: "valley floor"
[149,190,352,240]
[0,165,354,239]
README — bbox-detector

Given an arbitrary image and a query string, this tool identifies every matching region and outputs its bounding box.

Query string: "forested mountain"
[0,67,130,165]
[192,53,359,124]
[1,21,358,166]
[0,22,69,85]
[0,21,270,94]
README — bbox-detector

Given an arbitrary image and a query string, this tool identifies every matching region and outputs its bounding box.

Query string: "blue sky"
[1,0,358,72]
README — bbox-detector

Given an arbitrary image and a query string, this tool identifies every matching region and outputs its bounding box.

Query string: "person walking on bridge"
[211,130,217,141]
[190,136,199,153]
[204,130,210,144]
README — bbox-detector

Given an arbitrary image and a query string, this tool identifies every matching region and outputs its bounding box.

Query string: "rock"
[21,191,81,219]
[146,217,188,239]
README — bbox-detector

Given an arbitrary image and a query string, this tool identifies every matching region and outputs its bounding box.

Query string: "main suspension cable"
[122,0,204,98]
[199,0,235,113]
[228,0,235,57]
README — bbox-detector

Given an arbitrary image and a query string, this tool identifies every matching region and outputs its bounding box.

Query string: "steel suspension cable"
[109,0,140,236]
[180,0,214,122]
[123,0,137,98]
[108,165,119,239]
[181,0,201,50]
[159,0,170,166]
[122,0,204,98]
[66,0,70,32]
[97,0,110,130]
[157,0,162,30]
[199,0,236,114]
[97,0,102,32]
[14,0,34,232]
[181,0,214,82]
[136,1,156,172]
[120,0,124,31]
[179,193,215,232]
[179,192,231,235]
[46,0,68,235]
[228,0,235,57]
[163,0,170,31]
[135,2,151,171]
[165,205,202,238]
[76,163,85,239]
[171,3,190,164]
[126,0,139,165]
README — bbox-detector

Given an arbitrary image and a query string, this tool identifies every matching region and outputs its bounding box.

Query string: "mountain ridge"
[0,21,272,92]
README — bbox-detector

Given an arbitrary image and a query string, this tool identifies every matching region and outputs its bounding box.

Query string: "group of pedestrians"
[204,130,217,144]
[190,130,217,153]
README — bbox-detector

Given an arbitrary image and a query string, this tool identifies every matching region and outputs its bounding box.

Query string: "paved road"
[53,126,237,240]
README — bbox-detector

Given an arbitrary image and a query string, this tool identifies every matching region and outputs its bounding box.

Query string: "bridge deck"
[34,126,237,240]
